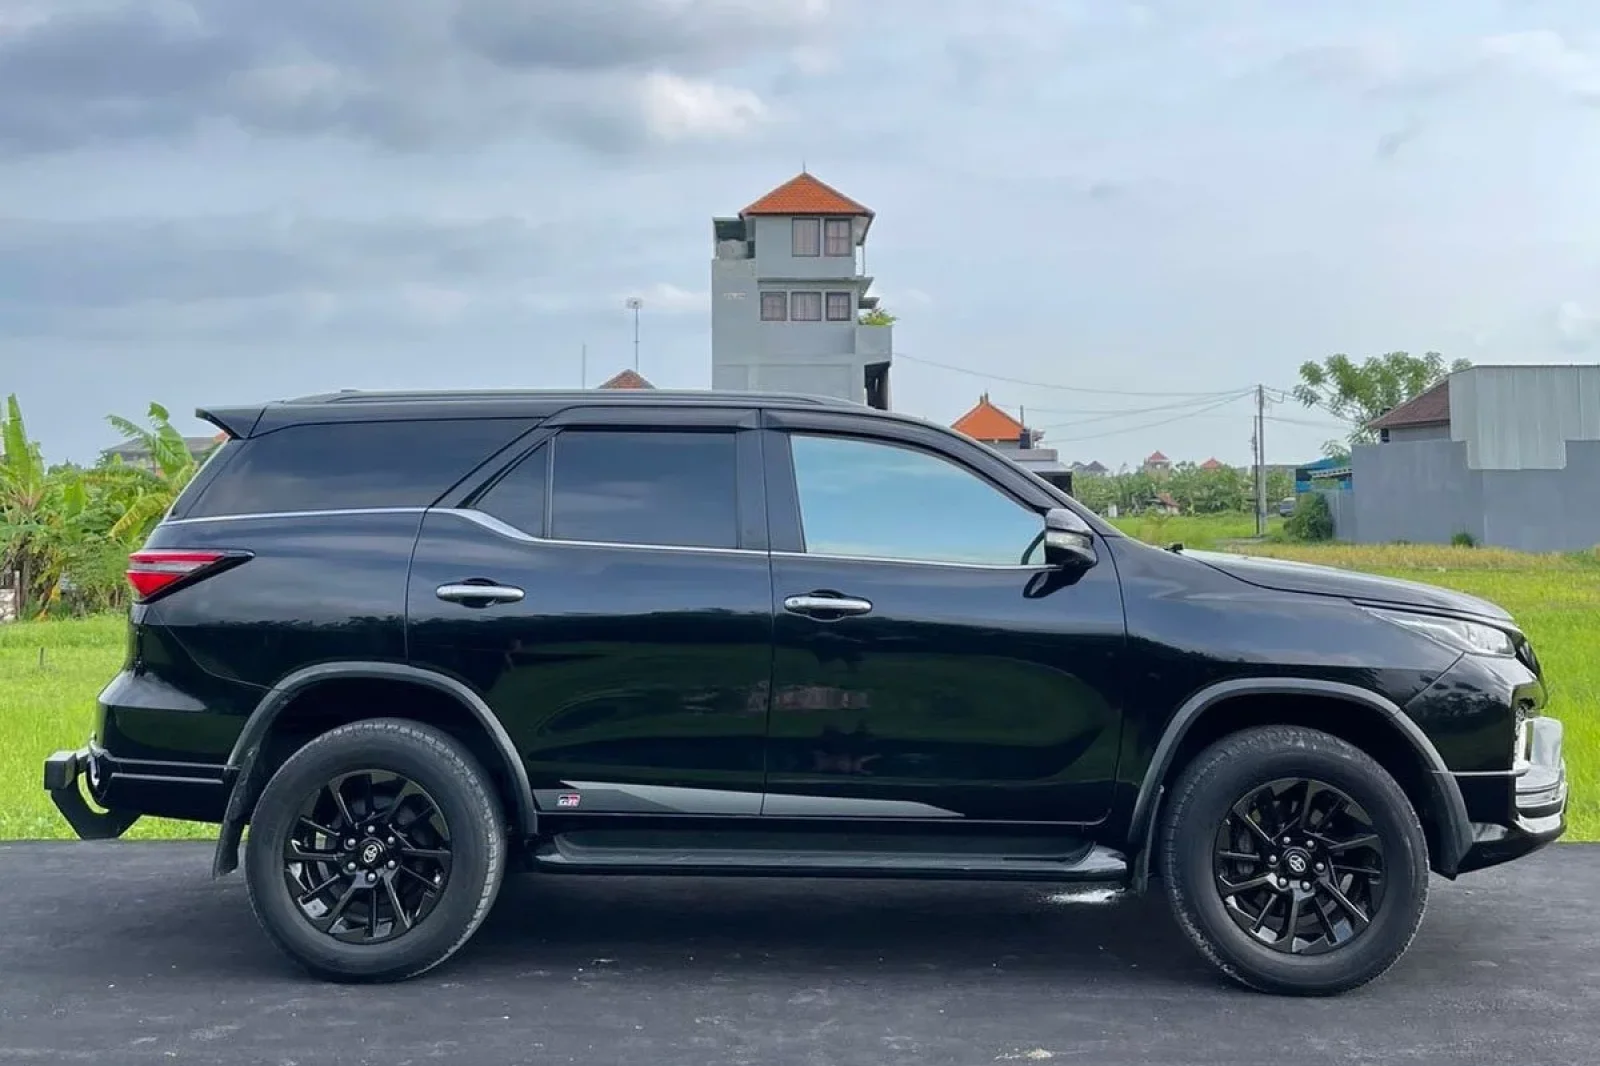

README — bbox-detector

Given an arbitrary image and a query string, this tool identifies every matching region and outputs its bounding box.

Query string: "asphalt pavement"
[0,841,1596,1065]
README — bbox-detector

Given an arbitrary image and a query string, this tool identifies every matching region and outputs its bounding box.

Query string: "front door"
[407,406,773,817]
[761,412,1126,824]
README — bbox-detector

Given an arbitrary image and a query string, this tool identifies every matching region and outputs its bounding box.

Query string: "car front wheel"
[244,718,507,983]
[1159,724,1429,996]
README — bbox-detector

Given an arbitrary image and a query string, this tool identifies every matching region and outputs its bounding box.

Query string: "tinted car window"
[789,433,1043,565]
[550,430,738,549]
[188,419,533,517]
[475,445,548,536]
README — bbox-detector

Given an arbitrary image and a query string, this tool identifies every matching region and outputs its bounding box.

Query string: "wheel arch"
[1127,677,1473,890]
[212,662,536,877]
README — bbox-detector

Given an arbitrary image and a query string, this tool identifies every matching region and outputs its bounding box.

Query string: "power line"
[1031,391,1255,432]
[1043,392,1252,444]
[897,352,1252,398]
[991,393,1254,420]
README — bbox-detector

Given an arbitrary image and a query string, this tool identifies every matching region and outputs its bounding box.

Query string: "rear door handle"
[783,594,874,618]
[436,582,525,606]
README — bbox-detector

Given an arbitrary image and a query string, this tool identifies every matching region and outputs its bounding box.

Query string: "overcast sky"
[5,0,1600,469]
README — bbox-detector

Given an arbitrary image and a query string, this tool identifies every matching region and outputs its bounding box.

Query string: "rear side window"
[187,419,534,517]
[475,445,548,536]
[549,430,738,549]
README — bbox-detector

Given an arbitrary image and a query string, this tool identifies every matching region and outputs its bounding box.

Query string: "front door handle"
[436,582,525,606]
[783,593,874,618]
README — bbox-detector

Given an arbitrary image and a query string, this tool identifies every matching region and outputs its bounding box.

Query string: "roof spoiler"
[196,405,265,439]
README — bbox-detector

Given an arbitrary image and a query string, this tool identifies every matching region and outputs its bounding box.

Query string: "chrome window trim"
[162,507,427,526]
[773,549,1046,572]
[437,508,764,558]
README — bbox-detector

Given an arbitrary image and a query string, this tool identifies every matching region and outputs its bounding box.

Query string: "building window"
[825,292,853,321]
[760,291,788,321]
[824,218,853,257]
[792,218,821,257]
[791,291,822,321]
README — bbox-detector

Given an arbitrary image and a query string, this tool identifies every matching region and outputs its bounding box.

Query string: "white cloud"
[637,71,768,142]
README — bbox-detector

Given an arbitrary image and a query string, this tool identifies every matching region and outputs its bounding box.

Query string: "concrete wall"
[747,216,862,280]
[1452,365,1600,470]
[1350,439,1484,545]
[1386,423,1449,443]
[1349,437,1600,551]
[1479,440,1600,552]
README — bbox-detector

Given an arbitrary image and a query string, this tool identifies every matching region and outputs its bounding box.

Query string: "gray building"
[711,172,892,409]
[1341,364,1600,551]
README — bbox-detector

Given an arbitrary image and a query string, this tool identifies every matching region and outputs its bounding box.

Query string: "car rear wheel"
[1160,724,1429,996]
[244,718,506,982]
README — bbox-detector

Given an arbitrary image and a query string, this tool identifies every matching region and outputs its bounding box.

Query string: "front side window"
[551,430,738,549]
[791,291,822,321]
[788,434,1044,566]
[825,291,853,321]
[792,217,821,256]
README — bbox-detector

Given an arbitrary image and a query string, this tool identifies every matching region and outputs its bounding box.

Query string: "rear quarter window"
[184,418,535,517]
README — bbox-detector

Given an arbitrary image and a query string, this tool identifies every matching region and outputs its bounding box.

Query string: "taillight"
[125,550,247,602]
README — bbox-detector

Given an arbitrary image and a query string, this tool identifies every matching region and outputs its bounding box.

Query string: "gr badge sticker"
[556,793,581,809]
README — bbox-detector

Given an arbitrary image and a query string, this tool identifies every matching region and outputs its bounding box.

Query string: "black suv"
[45,389,1566,994]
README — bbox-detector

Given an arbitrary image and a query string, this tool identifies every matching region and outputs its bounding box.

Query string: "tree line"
[1,395,206,619]
[1071,463,1294,517]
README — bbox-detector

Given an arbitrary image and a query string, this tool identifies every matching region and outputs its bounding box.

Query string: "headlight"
[1363,607,1517,657]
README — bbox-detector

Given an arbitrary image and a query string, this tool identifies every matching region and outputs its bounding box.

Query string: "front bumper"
[1456,716,1568,875]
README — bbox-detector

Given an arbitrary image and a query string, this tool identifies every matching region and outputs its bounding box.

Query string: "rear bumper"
[1455,716,1568,875]
[44,740,230,839]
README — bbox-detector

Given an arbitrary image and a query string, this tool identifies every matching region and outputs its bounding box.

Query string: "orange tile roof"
[597,369,654,390]
[1146,450,1169,463]
[951,394,1027,443]
[1200,457,1223,470]
[742,172,873,217]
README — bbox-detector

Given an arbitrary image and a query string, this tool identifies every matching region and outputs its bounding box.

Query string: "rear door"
[406,405,775,817]
[760,409,1127,824]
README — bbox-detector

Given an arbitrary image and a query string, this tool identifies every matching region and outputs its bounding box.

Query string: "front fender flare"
[211,661,537,877]
[1126,677,1473,890]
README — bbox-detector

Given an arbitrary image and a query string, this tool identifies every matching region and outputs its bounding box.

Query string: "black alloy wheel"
[1213,777,1385,956]
[245,719,506,983]
[1160,725,1428,996]
[283,770,454,944]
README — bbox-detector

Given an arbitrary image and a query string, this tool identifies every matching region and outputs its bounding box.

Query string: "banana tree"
[99,401,209,545]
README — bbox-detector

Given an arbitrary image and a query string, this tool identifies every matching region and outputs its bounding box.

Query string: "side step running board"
[531,830,1127,882]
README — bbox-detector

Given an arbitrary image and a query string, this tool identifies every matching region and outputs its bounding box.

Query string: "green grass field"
[5,516,1595,841]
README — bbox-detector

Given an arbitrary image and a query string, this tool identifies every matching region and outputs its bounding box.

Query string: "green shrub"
[1451,530,1478,548]
[1285,493,1334,542]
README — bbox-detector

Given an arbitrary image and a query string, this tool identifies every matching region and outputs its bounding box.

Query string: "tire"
[1159,725,1429,996]
[244,718,507,983]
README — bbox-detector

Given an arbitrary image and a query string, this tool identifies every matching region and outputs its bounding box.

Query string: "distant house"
[1199,457,1224,471]
[1142,450,1172,475]
[950,393,1074,495]
[597,369,655,390]
[100,433,224,471]
[1345,364,1600,551]
[1070,460,1109,476]
[1149,491,1181,515]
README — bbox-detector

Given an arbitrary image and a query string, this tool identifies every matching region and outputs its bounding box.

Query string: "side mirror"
[1042,507,1097,569]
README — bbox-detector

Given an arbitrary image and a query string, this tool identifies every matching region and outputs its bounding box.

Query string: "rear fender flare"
[211,661,536,877]
[1126,677,1473,890]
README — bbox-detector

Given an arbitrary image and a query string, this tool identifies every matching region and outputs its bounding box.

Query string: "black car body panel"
[45,388,1564,901]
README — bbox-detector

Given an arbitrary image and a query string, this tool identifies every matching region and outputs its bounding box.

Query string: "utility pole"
[1254,384,1267,537]
[581,343,588,389]
[625,297,643,371]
